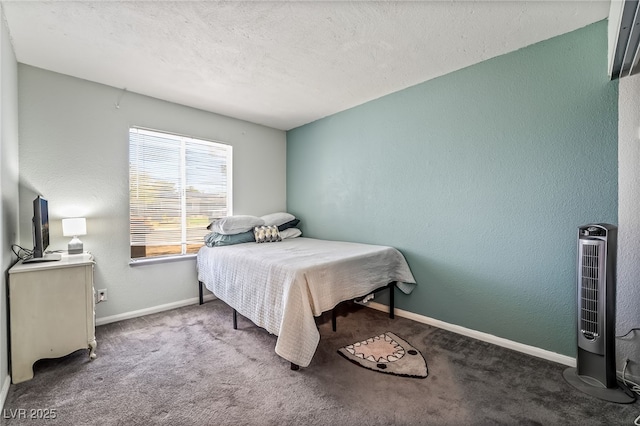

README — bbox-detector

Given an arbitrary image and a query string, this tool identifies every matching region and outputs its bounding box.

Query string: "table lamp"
[62,217,87,254]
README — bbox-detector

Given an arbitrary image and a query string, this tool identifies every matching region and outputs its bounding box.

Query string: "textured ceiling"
[1,1,610,130]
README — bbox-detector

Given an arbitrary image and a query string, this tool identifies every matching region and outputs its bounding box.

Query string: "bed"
[196,237,416,369]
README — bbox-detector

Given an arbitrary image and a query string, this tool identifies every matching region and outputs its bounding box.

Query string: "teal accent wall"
[286,21,617,357]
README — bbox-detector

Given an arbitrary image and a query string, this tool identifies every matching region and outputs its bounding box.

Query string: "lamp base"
[68,236,83,255]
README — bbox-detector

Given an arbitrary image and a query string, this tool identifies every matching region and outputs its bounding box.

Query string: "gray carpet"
[2,299,638,425]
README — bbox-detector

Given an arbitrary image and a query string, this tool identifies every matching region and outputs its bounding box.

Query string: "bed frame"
[198,280,397,370]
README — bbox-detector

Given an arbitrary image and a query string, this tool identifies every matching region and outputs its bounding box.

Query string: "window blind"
[129,127,232,259]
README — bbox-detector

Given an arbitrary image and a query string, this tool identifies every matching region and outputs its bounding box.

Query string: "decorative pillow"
[204,231,255,247]
[277,218,300,232]
[253,225,282,243]
[279,228,302,239]
[208,215,265,235]
[260,212,296,227]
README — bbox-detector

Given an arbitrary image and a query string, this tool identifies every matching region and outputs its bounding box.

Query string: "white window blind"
[129,127,232,260]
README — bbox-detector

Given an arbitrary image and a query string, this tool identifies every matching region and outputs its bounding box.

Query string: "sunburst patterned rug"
[337,332,428,378]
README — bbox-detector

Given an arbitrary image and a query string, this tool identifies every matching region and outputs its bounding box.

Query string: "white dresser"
[8,253,96,384]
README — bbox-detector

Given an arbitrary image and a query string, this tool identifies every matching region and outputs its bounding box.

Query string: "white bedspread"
[197,237,416,367]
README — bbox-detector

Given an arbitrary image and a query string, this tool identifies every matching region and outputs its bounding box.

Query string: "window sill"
[129,253,197,267]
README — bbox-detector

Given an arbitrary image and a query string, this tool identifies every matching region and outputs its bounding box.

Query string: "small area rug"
[338,332,428,378]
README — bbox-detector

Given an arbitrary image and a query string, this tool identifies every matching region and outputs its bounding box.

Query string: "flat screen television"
[32,195,50,259]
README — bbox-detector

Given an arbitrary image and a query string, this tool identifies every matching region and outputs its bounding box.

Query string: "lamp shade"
[62,217,87,237]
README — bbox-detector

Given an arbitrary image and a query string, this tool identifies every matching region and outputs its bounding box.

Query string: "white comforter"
[196,237,416,367]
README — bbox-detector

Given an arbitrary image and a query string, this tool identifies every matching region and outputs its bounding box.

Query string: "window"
[129,127,232,261]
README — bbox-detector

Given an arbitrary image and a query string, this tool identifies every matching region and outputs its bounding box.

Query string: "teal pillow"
[204,231,255,247]
[277,218,300,232]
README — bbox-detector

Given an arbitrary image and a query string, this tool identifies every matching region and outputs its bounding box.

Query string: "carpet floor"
[2,299,638,425]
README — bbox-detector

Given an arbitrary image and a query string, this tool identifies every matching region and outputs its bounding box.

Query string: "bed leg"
[233,309,238,330]
[389,281,396,319]
[291,363,299,371]
[198,281,204,305]
[332,309,337,332]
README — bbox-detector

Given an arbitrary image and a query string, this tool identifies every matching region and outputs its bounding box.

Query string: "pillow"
[260,212,296,227]
[277,218,300,232]
[204,231,255,247]
[280,228,302,239]
[253,225,282,243]
[208,215,265,235]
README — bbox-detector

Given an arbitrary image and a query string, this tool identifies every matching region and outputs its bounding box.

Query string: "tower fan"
[563,224,635,403]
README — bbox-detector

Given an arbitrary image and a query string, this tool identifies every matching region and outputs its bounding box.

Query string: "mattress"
[197,237,416,367]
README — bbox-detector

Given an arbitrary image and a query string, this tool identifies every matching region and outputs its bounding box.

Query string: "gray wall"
[287,22,618,358]
[617,72,640,381]
[0,5,20,399]
[17,65,286,321]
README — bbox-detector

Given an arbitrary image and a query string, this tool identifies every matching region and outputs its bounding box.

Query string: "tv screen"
[32,196,49,259]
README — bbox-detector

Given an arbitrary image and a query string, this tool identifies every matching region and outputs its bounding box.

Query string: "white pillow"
[280,228,302,239]
[260,212,296,227]
[210,215,265,235]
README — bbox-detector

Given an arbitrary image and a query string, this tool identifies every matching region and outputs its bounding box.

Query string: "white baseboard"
[96,294,216,326]
[0,374,10,411]
[95,295,576,367]
[367,301,577,367]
